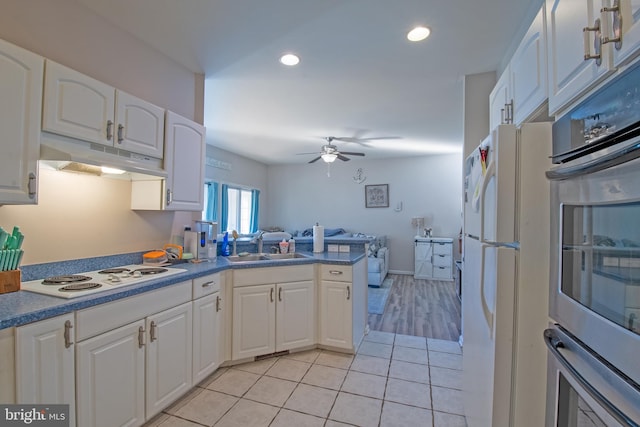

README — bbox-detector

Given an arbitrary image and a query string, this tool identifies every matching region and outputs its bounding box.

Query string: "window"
[203,182,260,234]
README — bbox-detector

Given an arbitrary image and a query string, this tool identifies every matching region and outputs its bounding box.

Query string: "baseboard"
[388,269,413,275]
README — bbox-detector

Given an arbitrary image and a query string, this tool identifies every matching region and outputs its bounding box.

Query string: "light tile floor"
[144,331,466,427]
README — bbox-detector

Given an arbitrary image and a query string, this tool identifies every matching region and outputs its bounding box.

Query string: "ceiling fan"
[297,137,367,164]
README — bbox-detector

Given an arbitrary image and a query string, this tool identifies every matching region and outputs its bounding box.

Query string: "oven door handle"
[546,140,640,181]
[543,328,639,427]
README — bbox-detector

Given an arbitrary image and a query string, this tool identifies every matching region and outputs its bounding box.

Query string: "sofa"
[367,236,389,287]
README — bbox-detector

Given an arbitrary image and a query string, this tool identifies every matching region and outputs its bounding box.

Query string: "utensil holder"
[0,269,20,294]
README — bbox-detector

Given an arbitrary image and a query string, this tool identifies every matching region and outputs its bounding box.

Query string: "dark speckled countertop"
[0,249,366,330]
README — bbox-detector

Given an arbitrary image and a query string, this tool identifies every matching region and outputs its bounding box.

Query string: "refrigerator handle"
[479,161,496,242]
[480,245,495,338]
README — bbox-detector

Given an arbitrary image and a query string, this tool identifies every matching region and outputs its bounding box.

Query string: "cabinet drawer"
[193,273,221,299]
[433,242,452,255]
[433,254,452,267]
[433,266,452,279]
[320,265,352,282]
[233,265,313,287]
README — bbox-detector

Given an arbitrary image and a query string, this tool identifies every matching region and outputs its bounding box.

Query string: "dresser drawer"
[433,254,451,267]
[433,266,452,280]
[193,273,221,299]
[433,242,452,256]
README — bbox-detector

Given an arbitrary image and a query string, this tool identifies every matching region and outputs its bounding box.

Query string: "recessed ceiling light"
[407,26,431,42]
[280,53,300,66]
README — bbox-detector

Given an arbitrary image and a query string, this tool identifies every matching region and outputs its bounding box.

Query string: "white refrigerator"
[462,123,552,427]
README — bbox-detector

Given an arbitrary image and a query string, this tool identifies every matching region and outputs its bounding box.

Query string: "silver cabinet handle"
[601,0,622,49]
[347,286,351,300]
[64,320,73,349]
[138,326,145,348]
[329,270,343,275]
[506,101,513,123]
[27,172,36,199]
[150,321,157,342]
[117,124,124,143]
[202,281,215,288]
[270,287,274,303]
[166,189,173,205]
[106,120,113,140]
[583,18,603,66]
[278,287,283,302]
[216,295,221,312]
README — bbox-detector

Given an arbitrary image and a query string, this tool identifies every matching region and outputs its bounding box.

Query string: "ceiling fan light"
[321,153,338,163]
[407,26,431,42]
[279,53,300,66]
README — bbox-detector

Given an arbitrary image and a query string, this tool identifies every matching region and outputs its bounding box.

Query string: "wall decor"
[365,184,389,208]
[353,168,367,184]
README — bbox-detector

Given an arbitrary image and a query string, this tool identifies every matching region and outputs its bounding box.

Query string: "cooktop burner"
[97,268,131,274]
[42,275,92,285]
[59,283,102,292]
[134,267,168,275]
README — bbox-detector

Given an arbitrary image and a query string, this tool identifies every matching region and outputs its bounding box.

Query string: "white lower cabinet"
[16,313,75,427]
[75,281,192,427]
[192,291,223,385]
[318,280,353,349]
[76,320,145,427]
[232,280,315,360]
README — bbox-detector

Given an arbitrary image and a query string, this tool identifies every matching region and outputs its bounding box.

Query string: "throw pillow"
[367,243,378,257]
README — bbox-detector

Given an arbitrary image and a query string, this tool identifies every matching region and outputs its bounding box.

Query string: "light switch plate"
[339,245,350,253]
[328,244,340,252]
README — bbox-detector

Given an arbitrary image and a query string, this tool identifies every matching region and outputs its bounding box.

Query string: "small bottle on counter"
[289,238,295,253]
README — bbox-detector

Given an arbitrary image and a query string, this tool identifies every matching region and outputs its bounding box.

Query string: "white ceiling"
[76,0,539,165]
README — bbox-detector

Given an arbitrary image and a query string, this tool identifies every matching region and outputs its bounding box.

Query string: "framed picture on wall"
[365,184,389,208]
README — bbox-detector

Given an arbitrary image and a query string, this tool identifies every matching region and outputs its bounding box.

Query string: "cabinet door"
[276,281,315,351]
[76,320,145,427]
[146,302,193,419]
[489,67,511,130]
[164,111,206,211]
[319,281,352,349]
[546,0,614,115]
[0,39,43,204]
[232,284,276,360]
[16,314,75,426]
[43,60,115,145]
[115,90,165,158]
[511,5,548,125]
[611,0,640,66]
[414,242,433,279]
[192,292,222,385]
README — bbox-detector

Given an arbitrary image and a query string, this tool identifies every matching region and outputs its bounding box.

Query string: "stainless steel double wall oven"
[546,63,640,426]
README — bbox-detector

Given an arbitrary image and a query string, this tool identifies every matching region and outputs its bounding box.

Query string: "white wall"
[463,72,496,159]
[267,155,463,273]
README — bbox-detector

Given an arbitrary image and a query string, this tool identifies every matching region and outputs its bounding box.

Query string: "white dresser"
[414,237,453,281]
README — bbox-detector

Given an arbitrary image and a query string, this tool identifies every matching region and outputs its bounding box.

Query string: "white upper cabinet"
[43,60,165,158]
[546,0,615,115]
[510,5,548,125]
[0,39,43,204]
[610,0,640,67]
[489,5,548,129]
[163,111,206,211]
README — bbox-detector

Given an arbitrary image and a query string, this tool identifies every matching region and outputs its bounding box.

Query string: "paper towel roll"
[313,224,324,253]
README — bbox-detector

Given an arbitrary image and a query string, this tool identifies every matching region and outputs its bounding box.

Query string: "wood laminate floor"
[368,273,462,341]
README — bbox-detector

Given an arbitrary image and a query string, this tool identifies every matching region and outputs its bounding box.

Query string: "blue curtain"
[205,182,218,222]
[250,189,260,233]
[220,184,229,232]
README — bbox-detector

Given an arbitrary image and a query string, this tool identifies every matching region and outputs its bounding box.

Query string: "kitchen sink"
[267,253,308,260]
[226,252,309,263]
[226,253,270,262]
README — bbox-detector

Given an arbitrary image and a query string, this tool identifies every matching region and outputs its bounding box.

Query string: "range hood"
[40,132,167,180]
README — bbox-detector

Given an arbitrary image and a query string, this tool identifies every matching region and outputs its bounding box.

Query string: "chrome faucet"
[250,231,265,253]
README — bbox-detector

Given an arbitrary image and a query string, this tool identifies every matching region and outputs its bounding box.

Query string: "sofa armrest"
[376,247,388,259]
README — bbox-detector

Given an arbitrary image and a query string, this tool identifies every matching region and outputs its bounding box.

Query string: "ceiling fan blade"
[334,136,401,142]
[308,156,322,164]
[340,151,365,156]
[337,154,351,162]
